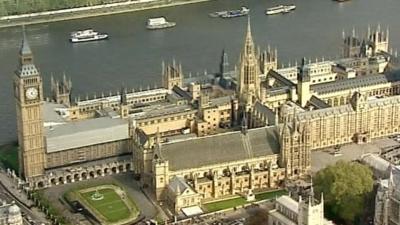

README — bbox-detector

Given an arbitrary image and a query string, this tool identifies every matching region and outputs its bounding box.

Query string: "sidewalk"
[0,170,49,223]
[0,171,32,206]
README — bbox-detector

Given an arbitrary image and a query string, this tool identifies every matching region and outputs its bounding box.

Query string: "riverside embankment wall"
[0,0,212,28]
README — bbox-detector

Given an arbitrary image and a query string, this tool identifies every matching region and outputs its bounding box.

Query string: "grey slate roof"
[361,154,391,176]
[267,70,296,87]
[311,70,400,95]
[45,117,129,153]
[297,95,400,121]
[133,104,195,120]
[17,64,39,77]
[308,96,330,109]
[254,101,276,124]
[210,96,232,106]
[21,30,32,55]
[297,104,353,120]
[172,86,192,100]
[43,102,67,123]
[276,195,298,213]
[161,126,280,171]
[168,176,192,194]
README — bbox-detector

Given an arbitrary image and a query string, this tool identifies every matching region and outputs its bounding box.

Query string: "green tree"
[0,2,7,16]
[314,160,373,225]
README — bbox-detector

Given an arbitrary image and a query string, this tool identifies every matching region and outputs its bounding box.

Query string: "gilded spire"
[237,16,261,106]
[243,16,255,56]
[246,16,252,41]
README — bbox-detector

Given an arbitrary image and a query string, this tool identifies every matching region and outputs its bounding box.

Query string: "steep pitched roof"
[20,27,32,56]
[161,126,280,171]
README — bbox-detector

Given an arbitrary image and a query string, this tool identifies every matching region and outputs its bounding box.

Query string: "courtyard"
[67,184,139,224]
[311,137,398,172]
[40,173,157,225]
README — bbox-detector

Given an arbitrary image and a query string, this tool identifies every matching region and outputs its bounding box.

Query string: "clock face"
[25,87,38,100]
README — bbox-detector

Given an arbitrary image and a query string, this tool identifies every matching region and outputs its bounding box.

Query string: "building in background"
[0,202,23,225]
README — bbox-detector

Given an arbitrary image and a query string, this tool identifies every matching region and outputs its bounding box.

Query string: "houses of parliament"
[14,20,400,213]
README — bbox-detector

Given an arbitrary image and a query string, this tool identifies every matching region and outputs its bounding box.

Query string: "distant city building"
[0,202,23,225]
[13,21,400,214]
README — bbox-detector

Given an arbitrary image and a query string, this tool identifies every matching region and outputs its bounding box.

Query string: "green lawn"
[204,189,287,212]
[204,197,248,212]
[255,189,288,201]
[0,143,19,173]
[80,188,132,223]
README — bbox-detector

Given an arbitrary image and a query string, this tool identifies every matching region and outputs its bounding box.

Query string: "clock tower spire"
[14,27,46,182]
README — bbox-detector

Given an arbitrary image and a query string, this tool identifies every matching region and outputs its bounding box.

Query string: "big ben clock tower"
[14,29,46,180]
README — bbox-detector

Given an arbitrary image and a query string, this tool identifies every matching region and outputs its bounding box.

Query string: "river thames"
[0,0,400,144]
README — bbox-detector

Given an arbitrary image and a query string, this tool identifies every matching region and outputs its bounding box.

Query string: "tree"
[245,208,268,225]
[314,160,373,225]
[0,2,7,16]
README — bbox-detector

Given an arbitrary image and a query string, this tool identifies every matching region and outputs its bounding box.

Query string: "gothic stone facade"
[374,166,400,225]
[13,22,400,214]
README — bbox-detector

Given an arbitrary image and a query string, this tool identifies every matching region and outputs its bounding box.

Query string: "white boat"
[209,11,228,17]
[266,4,296,15]
[69,29,108,43]
[209,7,249,18]
[146,17,176,30]
[221,7,249,18]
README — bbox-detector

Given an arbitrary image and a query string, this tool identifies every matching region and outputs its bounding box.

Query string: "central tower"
[237,18,261,110]
[14,29,46,180]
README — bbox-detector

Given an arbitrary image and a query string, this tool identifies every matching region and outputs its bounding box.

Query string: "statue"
[245,189,255,201]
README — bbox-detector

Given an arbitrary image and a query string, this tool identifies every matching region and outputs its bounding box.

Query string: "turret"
[350,91,367,111]
[188,82,201,101]
[259,45,278,74]
[368,24,389,55]
[298,184,325,225]
[279,121,291,169]
[342,27,362,58]
[279,113,311,178]
[219,49,229,77]
[120,86,129,118]
[162,60,184,90]
[297,58,311,107]
[51,73,72,106]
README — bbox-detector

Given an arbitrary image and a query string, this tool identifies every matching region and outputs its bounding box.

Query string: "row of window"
[307,67,331,75]
[311,76,336,83]
[79,95,165,112]
[138,113,195,126]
